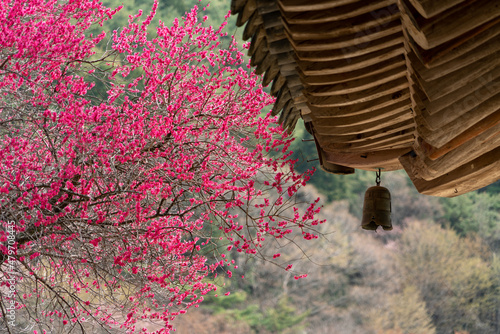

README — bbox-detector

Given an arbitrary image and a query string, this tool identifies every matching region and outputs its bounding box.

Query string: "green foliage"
[288,121,372,205]
[440,191,500,251]
[259,296,309,333]
[203,290,255,315]
[100,0,237,38]
[202,291,308,333]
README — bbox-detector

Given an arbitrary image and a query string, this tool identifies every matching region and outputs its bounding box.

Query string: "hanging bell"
[361,169,392,231]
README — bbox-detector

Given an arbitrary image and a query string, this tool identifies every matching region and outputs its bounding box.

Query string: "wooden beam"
[282,8,399,40]
[255,50,273,75]
[279,0,397,21]
[418,109,500,157]
[278,0,361,12]
[328,134,414,152]
[311,99,411,124]
[305,66,406,95]
[400,146,500,197]
[406,35,500,82]
[413,82,500,131]
[315,122,413,145]
[262,59,280,87]
[279,99,295,123]
[409,123,500,180]
[261,10,283,29]
[231,0,247,15]
[236,0,257,27]
[263,26,287,43]
[270,73,286,95]
[268,38,294,55]
[296,33,404,62]
[406,18,500,68]
[299,56,405,85]
[306,76,408,107]
[409,65,500,116]
[416,99,500,148]
[399,0,500,50]
[272,87,291,116]
[243,11,264,41]
[321,147,411,170]
[405,0,467,19]
[250,38,269,67]
[316,116,414,137]
[248,29,266,57]
[288,20,401,51]
[298,45,404,75]
[411,51,500,101]
[309,89,410,116]
[256,0,280,15]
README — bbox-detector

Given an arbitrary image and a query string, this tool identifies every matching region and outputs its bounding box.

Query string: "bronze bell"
[361,170,392,231]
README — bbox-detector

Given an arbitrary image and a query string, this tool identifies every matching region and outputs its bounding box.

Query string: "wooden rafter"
[231,0,500,197]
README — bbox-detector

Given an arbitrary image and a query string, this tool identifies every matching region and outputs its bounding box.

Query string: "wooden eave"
[231,0,500,197]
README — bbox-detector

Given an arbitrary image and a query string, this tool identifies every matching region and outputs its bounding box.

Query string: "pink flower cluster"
[0,0,324,332]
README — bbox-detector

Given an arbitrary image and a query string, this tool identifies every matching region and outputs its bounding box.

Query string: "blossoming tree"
[0,1,323,332]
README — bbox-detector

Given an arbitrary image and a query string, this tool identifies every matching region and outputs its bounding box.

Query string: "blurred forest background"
[96,1,500,333]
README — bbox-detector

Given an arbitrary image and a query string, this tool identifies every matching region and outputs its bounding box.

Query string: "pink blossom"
[0,1,323,332]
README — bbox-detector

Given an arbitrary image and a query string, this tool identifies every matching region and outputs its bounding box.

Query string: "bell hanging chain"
[375,168,381,186]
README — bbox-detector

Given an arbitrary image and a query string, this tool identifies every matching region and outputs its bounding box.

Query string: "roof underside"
[231,0,500,197]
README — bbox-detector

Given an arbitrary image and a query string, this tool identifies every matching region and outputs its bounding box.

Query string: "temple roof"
[231,0,500,197]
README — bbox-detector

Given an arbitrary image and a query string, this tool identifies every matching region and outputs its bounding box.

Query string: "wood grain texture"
[232,0,500,196]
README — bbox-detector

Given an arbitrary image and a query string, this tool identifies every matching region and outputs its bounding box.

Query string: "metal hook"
[375,168,381,186]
